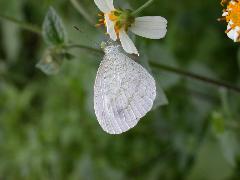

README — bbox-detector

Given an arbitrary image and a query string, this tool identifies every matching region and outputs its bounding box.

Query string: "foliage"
[0,0,240,179]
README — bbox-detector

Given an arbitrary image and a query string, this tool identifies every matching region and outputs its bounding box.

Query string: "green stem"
[64,44,103,54]
[70,0,95,26]
[1,14,240,94]
[64,44,240,93]
[132,0,155,16]
[149,62,240,93]
[0,14,41,34]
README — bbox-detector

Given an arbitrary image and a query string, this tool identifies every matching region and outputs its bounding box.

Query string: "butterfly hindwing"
[94,46,156,134]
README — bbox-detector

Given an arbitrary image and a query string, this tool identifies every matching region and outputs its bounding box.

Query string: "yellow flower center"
[96,9,135,38]
[109,11,118,22]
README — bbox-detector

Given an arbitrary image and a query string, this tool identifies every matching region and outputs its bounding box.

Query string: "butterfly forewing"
[94,45,156,134]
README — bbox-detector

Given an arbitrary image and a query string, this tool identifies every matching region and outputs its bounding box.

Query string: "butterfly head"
[101,40,121,55]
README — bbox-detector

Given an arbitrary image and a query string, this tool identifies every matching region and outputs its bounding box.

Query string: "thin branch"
[70,0,95,26]
[64,44,103,54]
[132,0,155,16]
[149,62,240,93]
[0,14,41,34]
[66,44,240,93]
[1,14,239,93]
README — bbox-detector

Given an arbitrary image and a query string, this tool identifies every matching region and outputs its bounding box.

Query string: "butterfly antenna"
[73,25,83,32]
[73,25,101,52]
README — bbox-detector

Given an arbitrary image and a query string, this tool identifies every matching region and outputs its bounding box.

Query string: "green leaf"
[42,7,67,46]
[63,52,75,61]
[147,43,180,89]
[36,48,65,75]
[187,138,233,180]
[139,54,168,110]
[217,131,239,167]
[211,111,225,134]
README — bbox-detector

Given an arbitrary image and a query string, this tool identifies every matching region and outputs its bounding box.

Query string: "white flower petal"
[105,14,117,41]
[94,0,114,13]
[119,30,139,55]
[130,16,167,39]
[230,0,236,5]
[227,24,240,42]
[222,12,228,16]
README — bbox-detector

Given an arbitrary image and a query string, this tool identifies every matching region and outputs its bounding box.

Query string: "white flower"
[221,0,240,42]
[226,22,240,42]
[94,0,167,55]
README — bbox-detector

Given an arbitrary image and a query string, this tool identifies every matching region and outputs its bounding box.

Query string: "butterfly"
[94,41,156,134]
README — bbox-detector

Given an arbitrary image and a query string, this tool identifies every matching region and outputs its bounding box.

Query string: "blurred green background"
[0,0,240,179]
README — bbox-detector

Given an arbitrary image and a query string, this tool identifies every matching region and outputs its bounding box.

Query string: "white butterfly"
[94,41,156,134]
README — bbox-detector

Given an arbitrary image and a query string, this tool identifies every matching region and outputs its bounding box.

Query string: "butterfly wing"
[94,51,156,134]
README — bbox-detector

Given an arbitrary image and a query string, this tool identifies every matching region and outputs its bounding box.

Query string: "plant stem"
[70,0,95,26]
[149,62,240,93]
[66,44,240,93]
[1,14,240,93]
[0,14,41,34]
[64,44,103,54]
[132,0,155,16]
